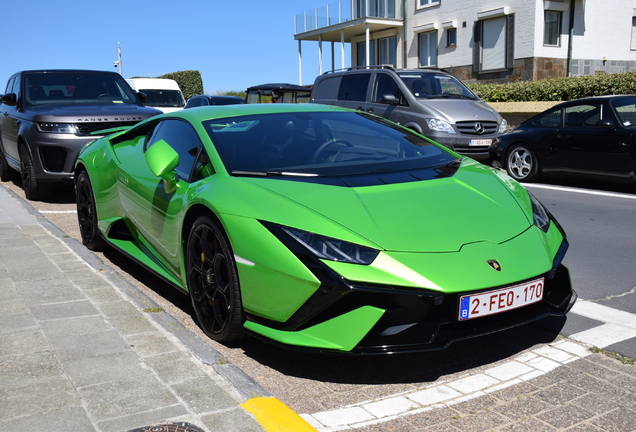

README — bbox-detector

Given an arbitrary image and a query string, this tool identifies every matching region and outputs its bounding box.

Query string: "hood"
[242,160,532,253]
[416,98,501,124]
[27,104,162,122]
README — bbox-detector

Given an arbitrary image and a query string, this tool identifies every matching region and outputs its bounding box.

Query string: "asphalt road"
[1,173,635,418]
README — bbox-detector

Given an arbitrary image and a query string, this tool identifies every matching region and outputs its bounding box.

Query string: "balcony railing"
[294,0,401,35]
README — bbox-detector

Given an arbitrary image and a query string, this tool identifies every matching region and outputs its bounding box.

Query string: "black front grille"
[39,146,67,172]
[75,121,139,136]
[456,121,498,136]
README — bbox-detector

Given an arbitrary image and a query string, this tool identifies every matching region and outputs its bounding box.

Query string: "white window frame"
[418,31,438,67]
[543,10,561,46]
[417,0,440,10]
[378,36,397,67]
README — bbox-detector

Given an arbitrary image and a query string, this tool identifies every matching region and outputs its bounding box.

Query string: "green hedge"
[157,70,204,101]
[470,71,636,102]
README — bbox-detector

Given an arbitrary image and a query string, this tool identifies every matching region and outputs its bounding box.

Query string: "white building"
[294,0,636,84]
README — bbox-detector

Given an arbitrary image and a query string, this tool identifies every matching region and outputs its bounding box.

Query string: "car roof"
[245,83,312,92]
[160,102,350,122]
[16,69,119,75]
[554,95,636,106]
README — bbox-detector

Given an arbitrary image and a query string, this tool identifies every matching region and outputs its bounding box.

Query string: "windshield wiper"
[232,170,318,177]
[427,93,474,99]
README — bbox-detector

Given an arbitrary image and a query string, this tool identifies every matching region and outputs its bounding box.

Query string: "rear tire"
[505,143,541,183]
[76,171,105,251]
[186,216,244,343]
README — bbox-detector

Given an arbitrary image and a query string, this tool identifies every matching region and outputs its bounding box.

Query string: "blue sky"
[1,0,350,94]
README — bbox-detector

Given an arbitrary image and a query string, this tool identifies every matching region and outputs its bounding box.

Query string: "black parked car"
[490,95,636,184]
[184,95,245,108]
[0,70,161,200]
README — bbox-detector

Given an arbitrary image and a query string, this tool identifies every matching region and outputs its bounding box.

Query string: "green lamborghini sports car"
[74,104,576,354]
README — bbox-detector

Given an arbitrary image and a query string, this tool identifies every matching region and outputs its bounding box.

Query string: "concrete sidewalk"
[0,185,315,432]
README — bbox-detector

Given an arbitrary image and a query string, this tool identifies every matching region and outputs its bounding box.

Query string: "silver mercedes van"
[310,66,507,161]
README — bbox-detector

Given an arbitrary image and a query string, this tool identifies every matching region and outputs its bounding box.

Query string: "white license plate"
[458,278,545,321]
[468,139,492,146]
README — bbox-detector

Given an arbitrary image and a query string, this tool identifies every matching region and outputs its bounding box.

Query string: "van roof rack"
[321,65,396,75]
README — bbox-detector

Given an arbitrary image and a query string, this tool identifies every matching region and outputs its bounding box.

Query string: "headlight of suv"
[36,123,78,134]
[425,118,456,134]
[529,192,550,232]
[498,118,508,134]
[280,226,379,265]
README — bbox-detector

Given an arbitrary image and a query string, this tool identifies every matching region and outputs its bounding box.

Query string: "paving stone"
[0,406,96,432]
[536,404,595,429]
[535,383,589,405]
[590,406,636,432]
[78,375,181,421]
[171,377,240,413]
[493,395,552,420]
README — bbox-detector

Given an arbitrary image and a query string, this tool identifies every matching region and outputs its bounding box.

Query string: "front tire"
[186,216,244,343]
[76,171,105,251]
[505,143,541,182]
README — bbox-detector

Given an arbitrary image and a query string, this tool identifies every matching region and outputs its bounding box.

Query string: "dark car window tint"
[313,76,342,101]
[372,74,401,103]
[564,104,601,127]
[5,76,15,94]
[147,119,203,182]
[531,108,561,128]
[611,97,636,127]
[204,111,454,174]
[337,74,370,101]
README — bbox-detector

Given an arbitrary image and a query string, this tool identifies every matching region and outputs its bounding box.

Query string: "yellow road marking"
[241,397,317,431]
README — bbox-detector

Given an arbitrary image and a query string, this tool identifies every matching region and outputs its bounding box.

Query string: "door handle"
[367,107,374,113]
[557,134,570,139]
[356,106,365,111]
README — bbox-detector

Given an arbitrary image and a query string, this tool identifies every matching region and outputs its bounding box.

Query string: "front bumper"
[245,264,575,354]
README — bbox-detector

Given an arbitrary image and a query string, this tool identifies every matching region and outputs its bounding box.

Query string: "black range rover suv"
[0,69,161,200]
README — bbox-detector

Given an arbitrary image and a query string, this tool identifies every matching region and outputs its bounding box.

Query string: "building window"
[419,31,438,67]
[418,0,440,8]
[473,14,514,72]
[357,40,376,66]
[447,28,457,47]
[631,17,636,50]
[544,11,561,46]
[378,36,397,66]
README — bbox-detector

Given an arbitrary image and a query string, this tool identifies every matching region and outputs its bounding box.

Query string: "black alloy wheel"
[505,143,541,183]
[76,171,105,251]
[186,216,244,343]
[19,145,42,200]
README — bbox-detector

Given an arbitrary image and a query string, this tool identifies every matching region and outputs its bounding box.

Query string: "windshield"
[140,89,185,107]
[398,72,476,100]
[204,111,456,176]
[23,71,139,107]
[610,97,636,127]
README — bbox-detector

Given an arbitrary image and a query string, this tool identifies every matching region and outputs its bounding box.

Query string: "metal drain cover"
[127,423,205,432]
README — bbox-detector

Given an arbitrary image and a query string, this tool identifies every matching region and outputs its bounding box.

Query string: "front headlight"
[498,118,508,134]
[36,123,78,134]
[280,226,379,265]
[425,118,456,134]
[529,192,550,232]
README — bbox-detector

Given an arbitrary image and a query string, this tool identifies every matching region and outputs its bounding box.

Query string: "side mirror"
[2,93,17,106]
[145,139,180,193]
[137,91,147,104]
[381,94,399,105]
[595,119,616,130]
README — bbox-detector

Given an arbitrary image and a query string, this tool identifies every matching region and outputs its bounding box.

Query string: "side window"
[5,77,15,94]
[200,98,210,106]
[372,74,401,103]
[337,73,371,101]
[313,76,342,101]
[564,104,602,127]
[147,119,204,182]
[531,108,561,127]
